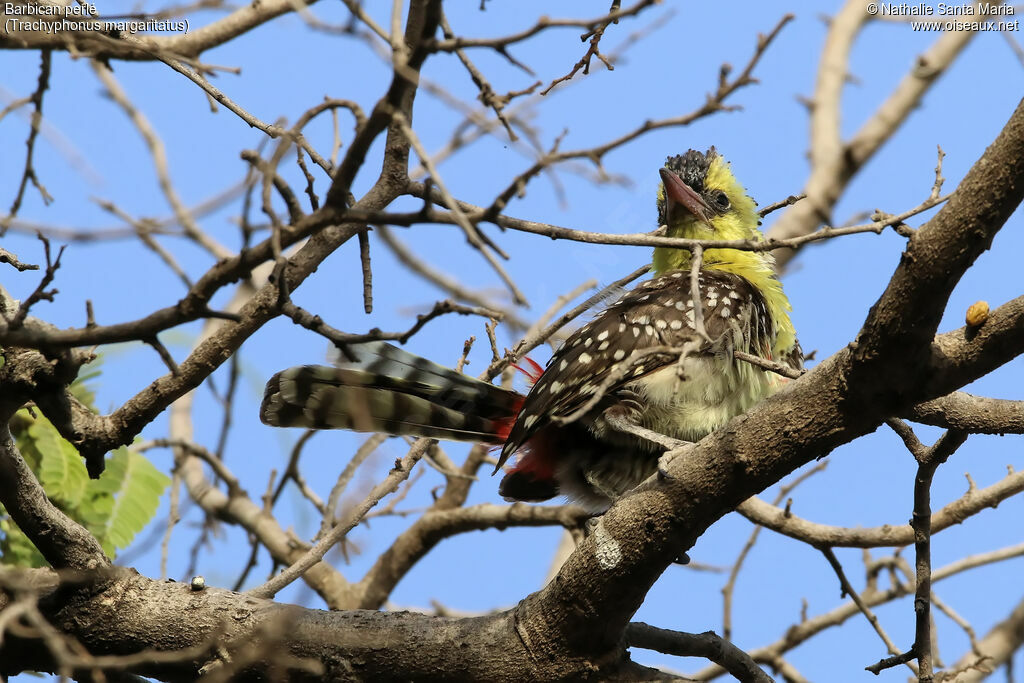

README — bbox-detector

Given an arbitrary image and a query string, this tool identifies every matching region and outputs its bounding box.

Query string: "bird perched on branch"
[261,148,801,511]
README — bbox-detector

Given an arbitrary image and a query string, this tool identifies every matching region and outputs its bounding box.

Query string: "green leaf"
[90,448,170,556]
[0,512,47,568]
[31,418,88,508]
[2,400,169,564]
[11,409,41,471]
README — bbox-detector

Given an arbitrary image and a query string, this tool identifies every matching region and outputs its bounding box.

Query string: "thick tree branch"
[0,423,108,570]
[923,295,1024,399]
[906,391,1024,434]
[847,99,1024,408]
[0,568,667,681]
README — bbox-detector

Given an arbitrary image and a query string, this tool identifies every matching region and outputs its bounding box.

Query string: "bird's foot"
[656,448,693,480]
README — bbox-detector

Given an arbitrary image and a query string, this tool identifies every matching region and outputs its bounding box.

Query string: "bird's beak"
[659,168,713,228]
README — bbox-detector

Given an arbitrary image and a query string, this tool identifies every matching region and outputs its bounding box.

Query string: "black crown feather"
[664,147,718,194]
[657,147,719,226]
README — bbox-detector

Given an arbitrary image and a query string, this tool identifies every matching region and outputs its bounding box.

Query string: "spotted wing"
[498,269,773,465]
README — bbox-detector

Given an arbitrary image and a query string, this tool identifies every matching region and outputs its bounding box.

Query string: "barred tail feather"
[339,342,525,417]
[260,361,522,443]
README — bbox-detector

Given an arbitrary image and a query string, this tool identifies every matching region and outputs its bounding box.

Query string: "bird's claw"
[657,450,682,480]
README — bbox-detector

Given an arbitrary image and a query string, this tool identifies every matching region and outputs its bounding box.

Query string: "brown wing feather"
[498,269,772,466]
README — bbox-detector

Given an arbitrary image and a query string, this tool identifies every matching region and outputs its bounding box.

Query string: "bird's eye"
[713,191,731,211]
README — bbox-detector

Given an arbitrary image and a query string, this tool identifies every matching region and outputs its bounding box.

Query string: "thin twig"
[540,0,626,95]
[733,351,804,379]
[91,61,232,260]
[818,546,917,675]
[376,225,533,332]
[271,430,323,512]
[390,108,529,306]
[406,181,948,254]
[248,438,431,599]
[723,462,828,640]
[910,429,969,681]
[495,264,651,378]
[438,9,518,140]
[758,193,806,218]
[359,230,373,313]
[1,50,52,236]
[94,198,194,288]
[318,433,388,540]
[8,233,64,330]
[281,298,504,347]
[144,335,180,376]
[0,246,39,272]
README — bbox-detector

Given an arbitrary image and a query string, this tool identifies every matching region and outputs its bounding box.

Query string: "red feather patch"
[492,357,557,482]
[512,357,544,385]
[507,447,556,480]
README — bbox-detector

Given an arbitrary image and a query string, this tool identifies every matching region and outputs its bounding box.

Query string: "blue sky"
[2,1,1023,679]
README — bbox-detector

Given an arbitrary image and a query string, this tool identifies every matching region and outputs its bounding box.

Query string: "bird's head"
[653,148,765,274]
[651,148,795,358]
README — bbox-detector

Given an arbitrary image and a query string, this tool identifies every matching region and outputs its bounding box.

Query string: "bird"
[260,148,801,512]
